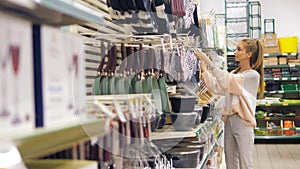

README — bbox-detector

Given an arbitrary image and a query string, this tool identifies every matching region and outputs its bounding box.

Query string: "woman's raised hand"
[194,49,213,66]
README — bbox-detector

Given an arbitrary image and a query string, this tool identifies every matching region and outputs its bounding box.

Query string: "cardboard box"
[35,25,86,127]
[263,39,279,47]
[263,46,280,54]
[0,12,35,136]
[263,33,277,39]
[263,56,278,66]
[278,57,287,64]
[288,59,300,65]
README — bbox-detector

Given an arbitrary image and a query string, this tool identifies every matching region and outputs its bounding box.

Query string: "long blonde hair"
[232,38,264,99]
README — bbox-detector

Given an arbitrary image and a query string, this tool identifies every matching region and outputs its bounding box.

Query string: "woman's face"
[234,41,251,62]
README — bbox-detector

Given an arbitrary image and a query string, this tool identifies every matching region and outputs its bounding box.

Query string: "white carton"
[0,12,35,136]
[41,25,86,127]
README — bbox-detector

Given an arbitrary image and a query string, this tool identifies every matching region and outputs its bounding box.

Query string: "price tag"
[265,103,271,106]
[282,103,288,106]
[279,91,284,93]
[291,77,297,80]
[274,78,280,80]
[282,78,288,80]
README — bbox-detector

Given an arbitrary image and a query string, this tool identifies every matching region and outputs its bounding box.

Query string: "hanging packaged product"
[34,25,86,127]
[0,12,35,136]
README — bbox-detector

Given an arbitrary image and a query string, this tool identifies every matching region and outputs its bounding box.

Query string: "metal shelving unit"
[176,129,224,169]
[225,0,249,52]
[264,18,275,33]
[152,117,223,169]
[255,99,300,140]
[225,0,250,71]
[249,1,261,39]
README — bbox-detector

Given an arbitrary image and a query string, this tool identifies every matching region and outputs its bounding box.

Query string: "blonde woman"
[194,38,264,169]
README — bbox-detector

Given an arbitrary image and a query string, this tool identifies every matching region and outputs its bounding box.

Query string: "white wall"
[199,0,225,14]
[200,0,300,38]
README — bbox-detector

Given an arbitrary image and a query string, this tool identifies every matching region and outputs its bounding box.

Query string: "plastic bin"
[278,36,298,53]
[281,84,298,91]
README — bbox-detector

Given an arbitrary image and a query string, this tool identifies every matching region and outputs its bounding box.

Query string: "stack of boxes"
[262,32,280,54]
[262,32,281,66]
[261,19,280,66]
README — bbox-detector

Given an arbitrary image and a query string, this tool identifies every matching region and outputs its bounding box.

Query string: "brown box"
[264,56,278,66]
[278,57,287,64]
[263,46,280,54]
[288,59,300,65]
[263,33,277,39]
[263,39,279,47]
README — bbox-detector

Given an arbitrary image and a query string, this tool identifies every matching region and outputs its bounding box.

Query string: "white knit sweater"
[202,68,260,128]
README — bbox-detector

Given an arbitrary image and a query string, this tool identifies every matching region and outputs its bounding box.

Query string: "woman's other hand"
[200,61,207,73]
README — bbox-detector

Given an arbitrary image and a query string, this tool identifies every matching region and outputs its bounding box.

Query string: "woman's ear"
[247,52,252,58]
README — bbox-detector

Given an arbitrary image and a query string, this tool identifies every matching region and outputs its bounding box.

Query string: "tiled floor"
[219,144,300,169]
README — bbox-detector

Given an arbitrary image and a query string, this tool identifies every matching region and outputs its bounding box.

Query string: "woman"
[194,38,264,169]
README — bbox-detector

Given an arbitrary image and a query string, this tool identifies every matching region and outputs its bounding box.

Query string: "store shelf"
[227,33,249,38]
[151,123,207,140]
[177,129,223,169]
[255,135,300,140]
[196,129,223,169]
[151,119,219,140]
[11,118,106,160]
[249,14,261,18]
[264,77,300,81]
[264,64,300,68]
[0,0,104,26]
[257,102,300,107]
[264,53,298,57]
[226,17,248,22]
[264,90,299,94]
[256,117,299,121]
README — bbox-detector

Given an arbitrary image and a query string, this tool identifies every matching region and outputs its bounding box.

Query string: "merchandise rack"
[176,129,223,169]
[151,116,223,169]
[255,99,300,140]
[0,0,106,163]
[0,1,226,168]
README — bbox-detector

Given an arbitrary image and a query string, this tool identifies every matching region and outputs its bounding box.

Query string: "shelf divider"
[13,118,106,160]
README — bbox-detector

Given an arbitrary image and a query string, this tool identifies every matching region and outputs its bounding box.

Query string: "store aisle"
[219,144,300,169]
[254,144,300,169]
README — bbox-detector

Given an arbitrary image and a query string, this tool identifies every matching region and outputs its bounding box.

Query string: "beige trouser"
[224,114,254,169]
